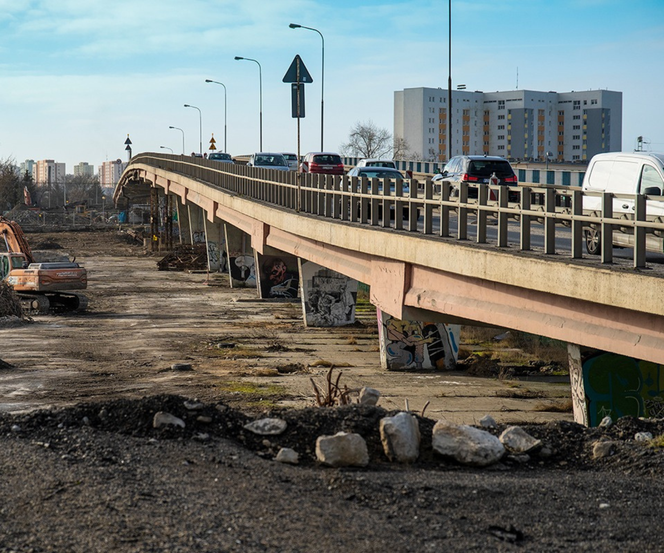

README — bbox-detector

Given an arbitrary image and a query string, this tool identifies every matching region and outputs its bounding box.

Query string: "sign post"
[283,55,313,212]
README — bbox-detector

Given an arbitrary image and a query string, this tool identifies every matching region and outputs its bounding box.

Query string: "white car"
[247,153,290,171]
[280,153,299,171]
[356,158,397,169]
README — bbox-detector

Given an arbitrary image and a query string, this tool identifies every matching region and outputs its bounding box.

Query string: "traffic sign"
[282,55,313,84]
[209,133,217,151]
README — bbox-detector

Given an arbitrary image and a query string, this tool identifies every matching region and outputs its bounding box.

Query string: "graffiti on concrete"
[378,311,459,371]
[229,254,256,286]
[567,344,589,426]
[207,240,224,272]
[301,264,357,326]
[259,256,299,299]
[192,230,206,244]
[582,352,664,426]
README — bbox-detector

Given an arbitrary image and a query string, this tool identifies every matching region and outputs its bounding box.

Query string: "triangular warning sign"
[282,55,313,84]
[209,134,217,150]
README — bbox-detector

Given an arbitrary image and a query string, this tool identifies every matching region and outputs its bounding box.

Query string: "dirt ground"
[1,228,664,552]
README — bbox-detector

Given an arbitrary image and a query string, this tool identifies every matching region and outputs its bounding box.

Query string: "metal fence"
[121,153,664,270]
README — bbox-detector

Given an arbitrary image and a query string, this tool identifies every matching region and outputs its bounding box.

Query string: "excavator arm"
[0,216,35,264]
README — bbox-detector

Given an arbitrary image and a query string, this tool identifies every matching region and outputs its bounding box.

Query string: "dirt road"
[1,229,572,423]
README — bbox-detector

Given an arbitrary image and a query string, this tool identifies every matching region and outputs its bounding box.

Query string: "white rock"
[635,432,653,442]
[184,401,204,410]
[243,418,287,436]
[480,415,497,429]
[599,416,613,428]
[359,387,381,406]
[316,432,369,467]
[499,426,542,454]
[153,411,185,429]
[380,412,420,463]
[276,448,300,464]
[432,420,505,467]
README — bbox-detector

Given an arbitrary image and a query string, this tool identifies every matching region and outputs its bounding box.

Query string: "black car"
[434,155,518,200]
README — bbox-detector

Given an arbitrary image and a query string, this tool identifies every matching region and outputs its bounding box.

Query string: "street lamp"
[289,23,325,151]
[184,104,202,155]
[205,79,228,153]
[447,0,452,162]
[234,56,262,151]
[160,146,173,154]
[169,126,185,154]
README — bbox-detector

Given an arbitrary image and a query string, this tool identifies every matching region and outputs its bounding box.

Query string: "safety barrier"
[119,153,664,271]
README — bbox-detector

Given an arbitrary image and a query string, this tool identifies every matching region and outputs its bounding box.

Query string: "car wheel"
[585,228,601,255]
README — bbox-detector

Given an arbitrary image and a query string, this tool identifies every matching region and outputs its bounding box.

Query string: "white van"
[582,152,664,254]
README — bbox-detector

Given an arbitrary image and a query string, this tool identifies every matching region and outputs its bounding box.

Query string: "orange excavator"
[0,216,88,313]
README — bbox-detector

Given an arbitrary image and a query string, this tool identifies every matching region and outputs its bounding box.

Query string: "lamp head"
[184,104,190,107]
[289,23,301,29]
[205,79,212,83]
[234,56,243,60]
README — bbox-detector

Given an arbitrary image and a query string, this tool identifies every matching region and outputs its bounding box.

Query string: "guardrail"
[122,153,664,270]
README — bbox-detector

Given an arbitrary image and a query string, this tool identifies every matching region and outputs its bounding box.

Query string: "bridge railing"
[124,153,664,270]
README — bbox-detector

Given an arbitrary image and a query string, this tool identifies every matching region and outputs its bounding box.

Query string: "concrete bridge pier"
[204,218,226,273]
[377,309,460,371]
[254,245,300,300]
[174,195,191,245]
[298,260,358,327]
[568,344,664,427]
[224,224,256,288]
[187,204,206,245]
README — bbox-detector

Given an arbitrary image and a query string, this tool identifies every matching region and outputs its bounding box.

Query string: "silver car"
[247,153,290,171]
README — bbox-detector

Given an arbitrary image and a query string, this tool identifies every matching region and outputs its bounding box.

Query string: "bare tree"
[392,137,412,161]
[340,120,392,159]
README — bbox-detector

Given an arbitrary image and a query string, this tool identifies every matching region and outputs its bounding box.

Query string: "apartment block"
[98,159,127,187]
[394,87,622,163]
[34,160,66,186]
[74,162,95,178]
[19,159,35,178]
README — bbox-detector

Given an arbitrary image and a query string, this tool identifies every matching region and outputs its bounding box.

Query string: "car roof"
[254,152,285,157]
[305,152,341,156]
[459,155,510,161]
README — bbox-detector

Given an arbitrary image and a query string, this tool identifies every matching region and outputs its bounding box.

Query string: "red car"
[299,152,345,175]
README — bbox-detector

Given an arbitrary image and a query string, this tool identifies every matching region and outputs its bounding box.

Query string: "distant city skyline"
[1,0,662,170]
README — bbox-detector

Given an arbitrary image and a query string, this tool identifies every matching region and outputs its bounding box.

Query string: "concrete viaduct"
[115,153,664,426]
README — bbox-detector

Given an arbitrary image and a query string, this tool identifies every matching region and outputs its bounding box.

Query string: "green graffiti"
[583,353,664,426]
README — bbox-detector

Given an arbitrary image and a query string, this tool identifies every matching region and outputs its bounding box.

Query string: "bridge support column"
[204,218,226,273]
[255,246,300,300]
[187,204,206,245]
[377,309,460,371]
[224,224,256,288]
[298,260,358,327]
[174,195,191,245]
[567,344,664,427]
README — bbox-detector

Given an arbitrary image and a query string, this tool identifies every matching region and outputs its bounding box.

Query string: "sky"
[1,0,663,172]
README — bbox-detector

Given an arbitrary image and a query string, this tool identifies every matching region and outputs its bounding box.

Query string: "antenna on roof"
[516,67,519,89]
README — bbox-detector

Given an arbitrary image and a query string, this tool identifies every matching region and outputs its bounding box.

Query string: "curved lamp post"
[160,146,173,154]
[289,23,324,151]
[168,126,185,155]
[184,104,202,155]
[234,56,262,151]
[205,79,228,153]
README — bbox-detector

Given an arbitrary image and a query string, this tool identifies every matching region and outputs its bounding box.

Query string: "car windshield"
[312,155,341,164]
[468,160,513,177]
[210,153,231,160]
[256,155,285,166]
[358,169,404,179]
[283,154,297,161]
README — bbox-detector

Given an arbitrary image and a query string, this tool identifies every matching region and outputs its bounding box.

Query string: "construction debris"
[157,243,208,271]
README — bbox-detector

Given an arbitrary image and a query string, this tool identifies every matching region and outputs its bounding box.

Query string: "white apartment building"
[34,159,66,186]
[394,88,622,163]
[98,159,127,187]
[73,162,95,178]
